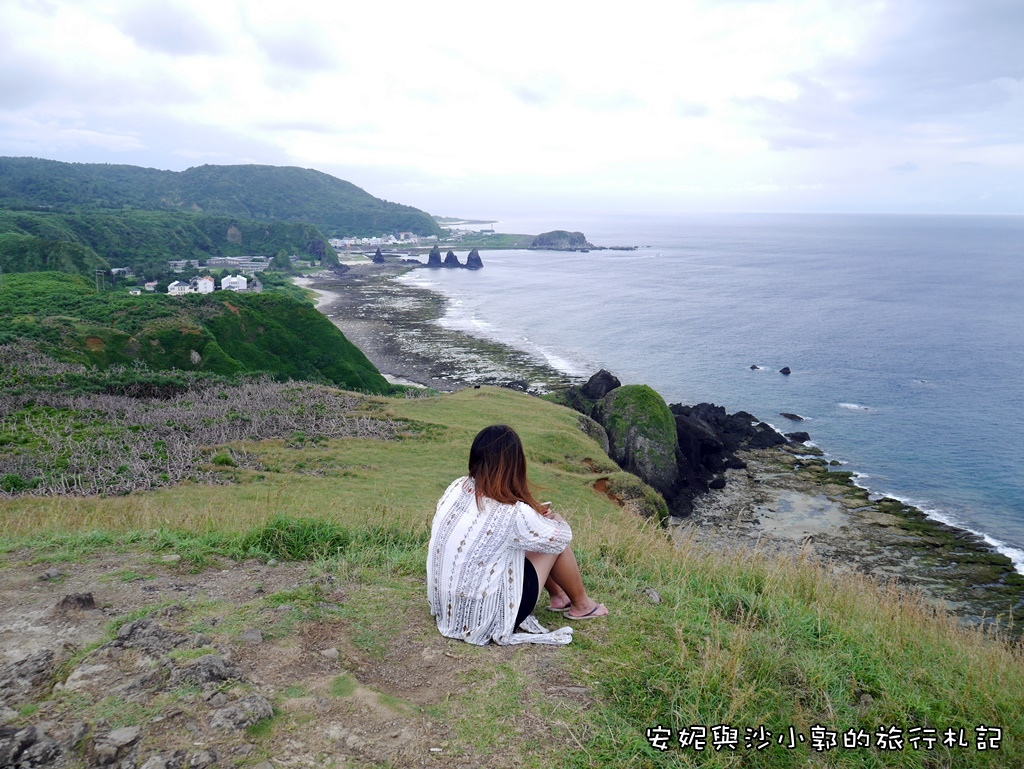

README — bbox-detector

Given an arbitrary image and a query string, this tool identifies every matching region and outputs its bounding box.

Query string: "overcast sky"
[2,0,1022,216]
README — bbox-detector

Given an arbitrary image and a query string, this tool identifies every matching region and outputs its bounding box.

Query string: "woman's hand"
[540,503,566,524]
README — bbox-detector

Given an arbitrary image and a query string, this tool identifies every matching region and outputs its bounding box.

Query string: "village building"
[167,280,191,296]
[196,276,215,294]
[221,274,247,292]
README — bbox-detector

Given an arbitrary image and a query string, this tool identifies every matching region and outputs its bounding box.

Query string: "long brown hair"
[468,425,544,513]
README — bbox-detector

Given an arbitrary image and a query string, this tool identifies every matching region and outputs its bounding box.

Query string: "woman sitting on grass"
[427,424,607,646]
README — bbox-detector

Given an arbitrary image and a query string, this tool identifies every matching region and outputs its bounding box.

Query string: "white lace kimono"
[427,477,574,645]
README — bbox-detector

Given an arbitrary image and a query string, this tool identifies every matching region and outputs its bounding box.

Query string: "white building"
[196,276,215,294]
[144,281,158,292]
[167,280,191,296]
[221,274,248,292]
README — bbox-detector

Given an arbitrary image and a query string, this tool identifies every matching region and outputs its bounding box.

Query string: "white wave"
[838,402,873,411]
[867,491,1024,576]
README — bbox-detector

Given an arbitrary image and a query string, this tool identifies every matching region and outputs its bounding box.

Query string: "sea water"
[400,213,1024,571]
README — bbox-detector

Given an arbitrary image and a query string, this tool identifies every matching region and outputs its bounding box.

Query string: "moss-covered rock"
[602,472,669,522]
[595,385,678,496]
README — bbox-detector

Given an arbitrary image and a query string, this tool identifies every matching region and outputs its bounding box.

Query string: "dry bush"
[0,375,399,497]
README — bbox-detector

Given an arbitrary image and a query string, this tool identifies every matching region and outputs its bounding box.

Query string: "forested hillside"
[0,158,441,238]
[0,210,334,280]
[0,273,391,394]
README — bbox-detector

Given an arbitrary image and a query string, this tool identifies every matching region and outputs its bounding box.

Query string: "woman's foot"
[566,601,608,620]
[545,593,572,612]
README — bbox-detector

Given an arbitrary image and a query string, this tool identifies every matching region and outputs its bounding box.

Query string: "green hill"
[0,272,390,394]
[0,209,335,280]
[0,157,442,238]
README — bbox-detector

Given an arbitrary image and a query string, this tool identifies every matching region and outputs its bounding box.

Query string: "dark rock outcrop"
[372,247,385,264]
[529,230,594,250]
[560,370,815,520]
[780,412,803,421]
[426,246,442,268]
[581,369,620,400]
[443,250,461,268]
[780,366,792,375]
[0,725,61,768]
[466,249,483,269]
[748,422,788,449]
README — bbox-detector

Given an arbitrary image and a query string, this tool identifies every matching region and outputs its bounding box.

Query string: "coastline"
[299,264,577,392]
[296,268,1024,629]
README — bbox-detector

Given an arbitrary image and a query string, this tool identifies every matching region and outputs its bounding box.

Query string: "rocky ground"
[680,444,1024,629]
[0,554,587,768]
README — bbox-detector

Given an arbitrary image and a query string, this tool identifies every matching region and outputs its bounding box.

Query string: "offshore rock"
[780,366,792,375]
[530,230,594,250]
[465,248,483,269]
[372,247,385,264]
[426,245,442,268]
[443,250,461,268]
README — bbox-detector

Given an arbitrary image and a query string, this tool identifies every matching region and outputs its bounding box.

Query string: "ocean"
[398,213,1024,572]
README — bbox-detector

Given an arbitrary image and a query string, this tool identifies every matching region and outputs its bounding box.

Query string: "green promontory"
[530,230,593,250]
[0,272,390,394]
[596,384,679,495]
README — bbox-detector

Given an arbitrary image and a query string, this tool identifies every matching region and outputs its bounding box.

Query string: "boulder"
[779,412,803,421]
[595,385,678,496]
[209,695,274,731]
[747,422,788,449]
[785,431,811,443]
[443,250,461,268]
[113,619,189,654]
[581,369,620,400]
[426,246,442,268]
[169,654,240,686]
[465,249,483,269]
[0,725,61,768]
[780,366,792,375]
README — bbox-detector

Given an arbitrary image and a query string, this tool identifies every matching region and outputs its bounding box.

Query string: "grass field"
[2,386,1023,767]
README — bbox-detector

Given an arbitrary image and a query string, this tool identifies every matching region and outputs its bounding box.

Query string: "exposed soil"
[0,553,588,768]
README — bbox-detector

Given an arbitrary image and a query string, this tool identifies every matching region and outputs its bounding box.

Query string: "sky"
[1,0,1022,217]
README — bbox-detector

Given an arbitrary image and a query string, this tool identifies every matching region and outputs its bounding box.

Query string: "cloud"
[252,29,341,73]
[676,101,710,118]
[889,162,919,174]
[119,2,225,56]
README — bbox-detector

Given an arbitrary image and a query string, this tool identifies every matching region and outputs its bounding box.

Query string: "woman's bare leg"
[526,546,606,618]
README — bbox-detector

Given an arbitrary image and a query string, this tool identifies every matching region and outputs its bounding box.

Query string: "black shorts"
[515,557,539,628]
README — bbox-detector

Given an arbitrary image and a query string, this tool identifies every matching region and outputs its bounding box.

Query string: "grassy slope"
[0,272,390,393]
[2,386,1021,767]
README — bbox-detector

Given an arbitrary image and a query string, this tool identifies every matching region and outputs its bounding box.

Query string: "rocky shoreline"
[300,269,1024,631]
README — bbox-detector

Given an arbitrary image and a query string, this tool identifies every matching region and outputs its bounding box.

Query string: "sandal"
[566,603,607,620]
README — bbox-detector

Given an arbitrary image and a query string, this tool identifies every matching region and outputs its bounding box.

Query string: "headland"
[299,264,1024,630]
